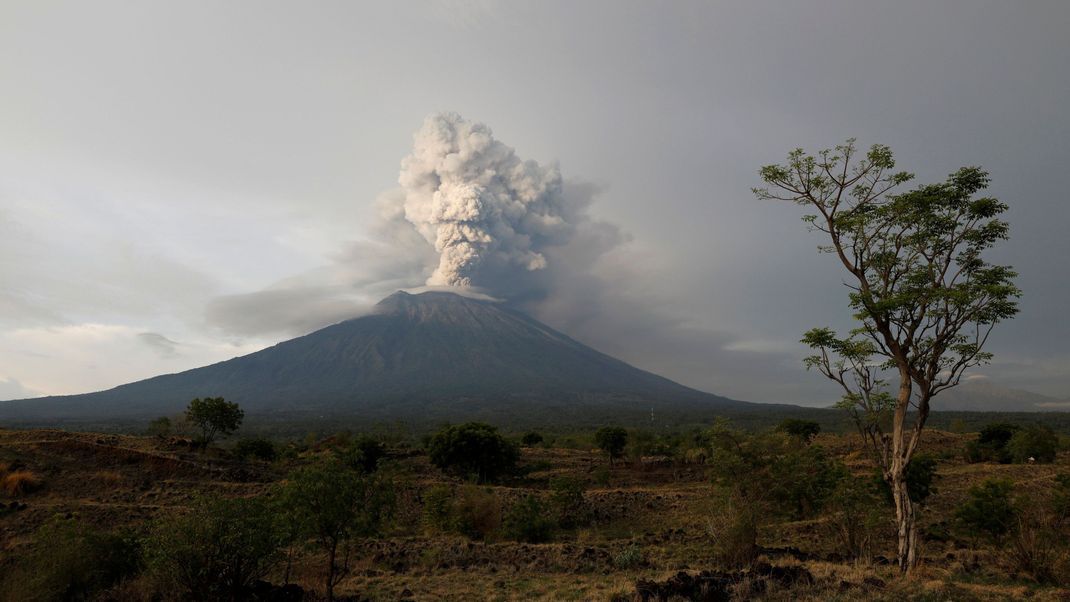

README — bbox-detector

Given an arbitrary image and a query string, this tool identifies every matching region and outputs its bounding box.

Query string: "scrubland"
[0,424,1068,601]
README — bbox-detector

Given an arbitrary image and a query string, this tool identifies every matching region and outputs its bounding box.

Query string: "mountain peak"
[0,288,750,423]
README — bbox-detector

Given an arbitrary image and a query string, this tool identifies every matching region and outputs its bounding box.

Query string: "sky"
[1,0,1068,406]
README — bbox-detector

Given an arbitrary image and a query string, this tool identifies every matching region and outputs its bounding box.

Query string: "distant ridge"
[0,291,769,424]
[930,380,1070,412]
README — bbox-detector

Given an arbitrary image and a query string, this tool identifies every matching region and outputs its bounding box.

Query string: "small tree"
[756,141,1020,572]
[594,427,628,466]
[185,397,244,449]
[276,458,393,601]
[427,423,519,483]
[776,419,821,443]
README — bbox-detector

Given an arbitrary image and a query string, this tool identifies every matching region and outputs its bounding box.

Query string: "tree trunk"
[891,470,918,573]
[890,362,919,574]
[326,540,337,602]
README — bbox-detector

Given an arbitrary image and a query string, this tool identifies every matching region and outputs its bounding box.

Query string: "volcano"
[0,291,765,424]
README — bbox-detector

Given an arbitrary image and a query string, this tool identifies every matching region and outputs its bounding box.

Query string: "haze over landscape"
[6,3,1070,601]
[2,1,1068,410]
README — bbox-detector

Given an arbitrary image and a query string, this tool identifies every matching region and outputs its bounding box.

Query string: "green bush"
[1007,426,1059,464]
[520,431,544,446]
[767,443,846,519]
[427,423,519,483]
[502,495,554,543]
[337,436,387,473]
[233,437,278,462]
[966,423,1021,463]
[0,515,140,601]
[776,419,821,443]
[955,478,1017,544]
[146,495,282,600]
[708,428,844,520]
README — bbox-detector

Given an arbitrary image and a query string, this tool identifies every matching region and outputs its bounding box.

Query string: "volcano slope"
[0,291,779,427]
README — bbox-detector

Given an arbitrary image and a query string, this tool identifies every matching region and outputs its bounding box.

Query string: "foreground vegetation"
[1,417,1069,600]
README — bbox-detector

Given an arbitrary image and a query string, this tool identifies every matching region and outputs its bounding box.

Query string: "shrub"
[422,485,456,534]
[1053,473,1070,522]
[453,485,501,540]
[708,491,759,569]
[776,419,821,443]
[146,416,172,438]
[146,495,282,600]
[876,453,938,506]
[826,475,883,560]
[520,431,544,446]
[613,544,645,569]
[1007,426,1058,464]
[967,422,1021,463]
[423,485,502,540]
[979,423,1021,447]
[767,443,846,519]
[337,436,386,473]
[709,429,843,520]
[1007,500,1067,584]
[502,495,554,543]
[593,465,611,487]
[956,478,1017,544]
[0,515,140,601]
[549,475,590,529]
[427,423,519,483]
[1,470,41,496]
[594,427,628,465]
[234,437,278,462]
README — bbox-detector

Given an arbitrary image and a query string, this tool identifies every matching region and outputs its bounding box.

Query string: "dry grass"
[93,470,125,485]
[0,470,42,496]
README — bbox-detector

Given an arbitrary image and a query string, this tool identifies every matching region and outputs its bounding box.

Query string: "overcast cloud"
[1,1,1067,404]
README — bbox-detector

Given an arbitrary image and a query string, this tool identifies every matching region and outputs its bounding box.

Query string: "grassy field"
[1,426,1068,601]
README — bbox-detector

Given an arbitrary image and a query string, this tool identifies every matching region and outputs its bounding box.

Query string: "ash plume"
[398,112,576,291]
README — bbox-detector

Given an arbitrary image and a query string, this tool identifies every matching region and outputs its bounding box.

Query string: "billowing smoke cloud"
[197,112,824,403]
[398,113,576,292]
